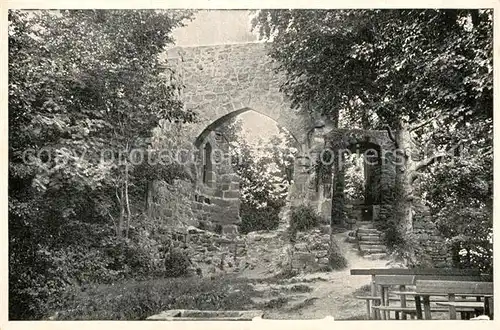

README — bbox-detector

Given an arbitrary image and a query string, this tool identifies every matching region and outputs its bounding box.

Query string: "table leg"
[448,294,457,320]
[423,296,432,320]
[384,287,390,320]
[380,285,386,320]
[371,275,378,320]
[485,296,493,319]
[400,285,407,320]
[415,295,423,320]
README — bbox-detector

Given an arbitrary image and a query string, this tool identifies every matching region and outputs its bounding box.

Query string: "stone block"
[292,252,318,271]
[222,224,239,235]
[223,190,239,199]
[294,243,309,252]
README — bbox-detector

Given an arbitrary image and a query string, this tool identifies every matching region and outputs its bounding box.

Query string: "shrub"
[328,247,349,270]
[47,277,256,320]
[289,204,324,238]
[164,248,192,278]
[328,237,348,270]
[239,202,282,234]
[289,284,313,293]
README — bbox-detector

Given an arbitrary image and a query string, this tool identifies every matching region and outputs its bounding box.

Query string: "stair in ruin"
[346,223,389,259]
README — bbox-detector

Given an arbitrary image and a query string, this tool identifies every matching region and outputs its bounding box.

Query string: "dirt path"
[255,231,391,320]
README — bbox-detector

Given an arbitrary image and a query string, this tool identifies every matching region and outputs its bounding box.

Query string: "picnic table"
[350,268,486,320]
[415,280,493,320]
[391,290,489,319]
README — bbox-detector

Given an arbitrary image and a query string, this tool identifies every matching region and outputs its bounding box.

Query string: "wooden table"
[435,302,485,319]
[392,291,483,319]
[415,280,493,320]
[350,268,485,320]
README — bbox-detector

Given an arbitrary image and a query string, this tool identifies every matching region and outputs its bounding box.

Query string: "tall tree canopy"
[9,9,194,319]
[252,9,493,264]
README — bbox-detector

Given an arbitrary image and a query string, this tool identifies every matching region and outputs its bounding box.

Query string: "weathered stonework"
[290,228,332,272]
[412,201,454,268]
[151,41,452,267]
[162,42,315,147]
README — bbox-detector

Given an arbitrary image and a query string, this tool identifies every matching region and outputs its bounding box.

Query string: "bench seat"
[373,306,477,312]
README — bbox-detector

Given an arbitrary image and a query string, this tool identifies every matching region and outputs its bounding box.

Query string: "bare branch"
[107,211,118,236]
[409,117,436,132]
[414,152,448,172]
[410,113,449,132]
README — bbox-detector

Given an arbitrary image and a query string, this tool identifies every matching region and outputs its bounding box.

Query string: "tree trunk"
[146,180,154,218]
[331,155,346,226]
[125,162,131,239]
[118,184,125,237]
[392,119,417,264]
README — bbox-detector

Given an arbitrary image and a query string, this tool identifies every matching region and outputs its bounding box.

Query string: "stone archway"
[162,42,315,147]
[158,41,398,232]
[160,42,317,232]
[191,107,305,233]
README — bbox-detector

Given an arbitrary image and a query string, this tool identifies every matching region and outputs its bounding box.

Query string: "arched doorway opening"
[193,108,299,234]
[342,141,382,225]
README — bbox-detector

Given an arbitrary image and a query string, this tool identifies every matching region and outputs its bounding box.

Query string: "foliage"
[252,9,493,264]
[252,9,492,130]
[164,248,193,278]
[9,9,195,319]
[421,149,493,273]
[218,116,296,233]
[46,276,256,320]
[344,155,365,202]
[289,204,324,238]
[239,202,284,234]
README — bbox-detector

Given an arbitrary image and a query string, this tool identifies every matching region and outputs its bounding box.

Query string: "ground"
[241,230,389,320]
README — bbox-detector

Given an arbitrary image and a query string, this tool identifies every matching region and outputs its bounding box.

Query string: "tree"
[217,117,297,233]
[420,118,493,273]
[9,9,194,319]
[252,9,492,263]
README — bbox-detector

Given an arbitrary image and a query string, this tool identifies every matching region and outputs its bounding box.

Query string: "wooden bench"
[415,280,493,320]
[350,268,483,320]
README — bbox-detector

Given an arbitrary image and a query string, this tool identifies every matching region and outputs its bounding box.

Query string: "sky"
[172,10,259,46]
[172,10,281,146]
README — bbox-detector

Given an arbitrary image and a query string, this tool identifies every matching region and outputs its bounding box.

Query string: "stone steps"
[346,225,389,258]
[359,246,387,255]
[357,235,382,242]
[356,240,383,245]
[355,225,388,256]
[357,228,380,234]
[359,242,386,248]
[362,252,388,260]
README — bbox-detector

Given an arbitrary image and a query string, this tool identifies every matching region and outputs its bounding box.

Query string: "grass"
[48,275,258,320]
[351,284,372,296]
[261,297,289,309]
[289,284,313,293]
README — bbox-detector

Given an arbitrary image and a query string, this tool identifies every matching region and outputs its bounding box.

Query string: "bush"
[164,248,192,277]
[289,204,324,238]
[239,202,282,234]
[47,277,256,320]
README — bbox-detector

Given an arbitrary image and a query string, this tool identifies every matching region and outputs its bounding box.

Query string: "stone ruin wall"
[192,130,241,234]
[146,42,454,271]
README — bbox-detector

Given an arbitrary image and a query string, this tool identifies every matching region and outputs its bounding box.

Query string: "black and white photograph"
[4,3,496,324]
